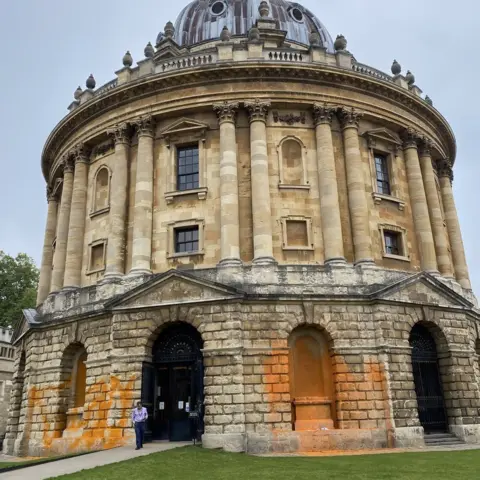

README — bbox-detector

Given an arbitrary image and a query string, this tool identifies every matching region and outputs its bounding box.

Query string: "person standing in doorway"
[132,401,148,450]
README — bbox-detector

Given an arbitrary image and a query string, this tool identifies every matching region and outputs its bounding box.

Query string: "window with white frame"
[379,224,409,261]
[167,219,205,258]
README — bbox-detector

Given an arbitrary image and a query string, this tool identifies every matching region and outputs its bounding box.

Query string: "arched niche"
[92,166,111,214]
[277,136,308,188]
[288,326,336,431]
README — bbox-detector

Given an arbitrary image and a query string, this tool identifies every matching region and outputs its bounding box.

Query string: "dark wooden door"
[410,325,448,433]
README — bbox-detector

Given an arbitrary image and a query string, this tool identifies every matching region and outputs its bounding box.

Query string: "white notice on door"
[178,401,184,410]
[159,402,165,410]
[185,402,190,412]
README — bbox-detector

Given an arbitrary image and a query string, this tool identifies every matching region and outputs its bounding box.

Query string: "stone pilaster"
[37,188,58,305]
[105,123,131,279]
[50,158,74,293]
[438,159,471,289]
[339,108,373,264]
[130,116,155,275]
[403,130,438,273]
[419,140,453,278]
[214,101,242,267]
[245,99,275,265]
[64,144,90,289]
[313,104,345,265]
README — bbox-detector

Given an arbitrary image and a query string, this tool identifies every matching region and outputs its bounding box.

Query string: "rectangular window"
[177,146,199,191]
[375,154,391,195]
[175,226,199,254]
[384,230,402,256]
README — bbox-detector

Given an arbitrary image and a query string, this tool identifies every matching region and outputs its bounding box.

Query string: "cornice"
[41,62,457,181]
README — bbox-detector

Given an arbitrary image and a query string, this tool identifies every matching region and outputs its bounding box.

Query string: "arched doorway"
[142,322,204,442]
[409,324,447,433]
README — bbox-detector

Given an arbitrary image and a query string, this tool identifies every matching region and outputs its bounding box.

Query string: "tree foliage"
[0,251,39,328]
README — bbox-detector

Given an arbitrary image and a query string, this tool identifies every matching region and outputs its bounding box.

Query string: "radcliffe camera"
[1,1,479,479]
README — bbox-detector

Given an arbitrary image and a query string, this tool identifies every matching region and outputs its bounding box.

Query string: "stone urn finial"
[334,34,347,52]
[309,30,321,47]
[220,25,231,42]
[74,86,83,100]
[164,21,175,38]
[248,26,261,42]
[259,1,270,18]
[144,42,155,58]
[391,59,401,75]
[406,70,415,86]
[425,95,433,106]
[122,51,133,67]
[86,74,96,90]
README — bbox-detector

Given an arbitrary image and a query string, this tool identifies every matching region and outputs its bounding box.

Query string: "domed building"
[4,0,480,457]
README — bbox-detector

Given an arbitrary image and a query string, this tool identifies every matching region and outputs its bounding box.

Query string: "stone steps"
[424,433,465,446]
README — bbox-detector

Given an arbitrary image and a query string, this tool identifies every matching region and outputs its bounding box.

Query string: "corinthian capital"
[107,123,131,145]
[437,158,454,182]
[134,115,155,138]
[418,137,433,157]
[46,185,57,202]
[244,98,271,123]
[213,101,240,124]
[339,107,363,130]
[402,128,420,150]
[313,103,336,126]
[62,154,75,174]
[72,143,90,164]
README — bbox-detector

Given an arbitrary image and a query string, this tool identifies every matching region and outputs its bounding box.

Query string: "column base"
[252,256,277,266]
[217,258,243,268]
[354,259,376,270]
[325,257,347,267]
[62,285,81,292]
[127,268,152,277]
[99,274,124,285]
[425,269,441,277]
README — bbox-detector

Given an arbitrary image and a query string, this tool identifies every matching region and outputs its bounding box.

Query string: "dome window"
[289,7,304,23]
[210,1,227,16]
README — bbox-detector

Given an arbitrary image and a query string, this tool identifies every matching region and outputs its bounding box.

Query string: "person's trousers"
[135,421,145,448]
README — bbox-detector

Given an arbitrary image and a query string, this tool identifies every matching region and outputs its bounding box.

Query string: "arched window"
[289,327,335,430]
[92,166,110,213]
[278,137,307,187]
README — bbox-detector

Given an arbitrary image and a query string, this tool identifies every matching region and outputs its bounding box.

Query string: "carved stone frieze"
[213,101,240,124]
[244,98,271,122]
[312,104,336,126]
[272,111,306,125]
[338,107,363,129]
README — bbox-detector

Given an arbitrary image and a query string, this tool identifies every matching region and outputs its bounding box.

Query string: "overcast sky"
[1,0,478,293]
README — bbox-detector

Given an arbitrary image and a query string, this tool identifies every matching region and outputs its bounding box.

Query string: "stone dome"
[166,0,335,50]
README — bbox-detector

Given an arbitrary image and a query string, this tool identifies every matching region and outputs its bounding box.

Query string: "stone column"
[64,144,90,289]
[37,188,58,304]
[105,123,131,279]
[438,159,471,289]
[214,101,242,267]
[313,104,345,265]
[245,99,275,265]
[403,130,438,273]
[130,116,155,275]
[419,140,453,278]
[50,158,74,292]
[339,108,373,264]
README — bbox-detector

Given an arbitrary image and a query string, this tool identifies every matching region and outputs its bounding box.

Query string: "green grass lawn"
[48,446,480,480]
[0,458,49,470]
